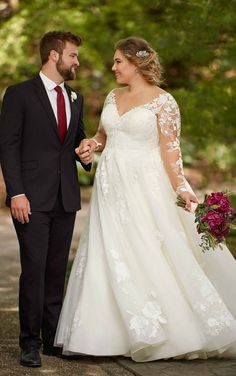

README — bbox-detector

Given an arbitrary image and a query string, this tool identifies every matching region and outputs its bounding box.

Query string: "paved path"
[1,192,236,376]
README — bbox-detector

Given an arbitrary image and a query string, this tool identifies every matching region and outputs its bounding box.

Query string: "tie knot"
[54,86,62,94]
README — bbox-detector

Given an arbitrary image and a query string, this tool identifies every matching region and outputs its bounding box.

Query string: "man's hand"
[179,191,199,212]
[75,138,97,164]
[11,195,31,224]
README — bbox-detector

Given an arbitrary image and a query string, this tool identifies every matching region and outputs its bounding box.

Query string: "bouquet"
[176,191,236,252]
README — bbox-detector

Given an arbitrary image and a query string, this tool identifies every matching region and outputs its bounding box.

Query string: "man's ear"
[49,49,59,63]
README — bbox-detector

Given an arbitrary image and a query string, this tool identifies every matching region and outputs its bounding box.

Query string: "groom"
[0,31,92,367]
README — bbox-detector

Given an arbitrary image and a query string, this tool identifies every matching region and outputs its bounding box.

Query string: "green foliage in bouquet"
[177,191,236,252]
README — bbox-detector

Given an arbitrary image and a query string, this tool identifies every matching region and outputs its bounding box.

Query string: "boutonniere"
[70,91,77,102]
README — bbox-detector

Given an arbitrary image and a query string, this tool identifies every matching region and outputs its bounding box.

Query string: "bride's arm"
[157,94,198,209]
[89,126,107,152]
[76,90,115,162]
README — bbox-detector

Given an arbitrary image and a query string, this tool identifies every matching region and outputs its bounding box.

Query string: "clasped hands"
[75,138,97,165]
[11,138,96,224]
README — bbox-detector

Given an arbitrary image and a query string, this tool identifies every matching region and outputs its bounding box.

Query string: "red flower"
[206,192,232,213]
[201,211,226,228]
[211,227,230,240]
[176,190,236,251]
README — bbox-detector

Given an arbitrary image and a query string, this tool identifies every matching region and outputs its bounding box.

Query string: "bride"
[54,37,236,361]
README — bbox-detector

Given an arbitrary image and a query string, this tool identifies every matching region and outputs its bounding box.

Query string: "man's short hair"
[39,31,82,65]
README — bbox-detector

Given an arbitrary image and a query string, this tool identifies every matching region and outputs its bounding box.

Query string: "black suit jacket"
[0,75,90,212]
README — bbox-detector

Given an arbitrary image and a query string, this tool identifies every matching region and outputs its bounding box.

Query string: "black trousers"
[13,192,76,349]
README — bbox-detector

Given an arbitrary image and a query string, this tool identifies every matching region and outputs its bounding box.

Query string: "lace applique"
[114,184,129,223]
[107,248,167,343]
[75,227,88,278]
[128,300,167,339]
[72,303,82,330]
[112,165,129,223]
[192,267,236,336]
[103,90,115,107]
[110,248,131,283]
[95,159,109,196]
[75,247,87,279]
[156,94,188,195]
[142,93,168,114]
[95,149,112,197]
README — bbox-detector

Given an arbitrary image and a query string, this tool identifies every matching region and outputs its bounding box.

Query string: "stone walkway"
[1,192,236,376]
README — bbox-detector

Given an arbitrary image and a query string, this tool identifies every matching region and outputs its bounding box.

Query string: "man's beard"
[56,56,77,81]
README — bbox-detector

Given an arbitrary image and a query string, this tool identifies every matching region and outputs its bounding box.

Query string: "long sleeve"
[74,95,91,171]
[157,94,188,196]
[0,86,25,197]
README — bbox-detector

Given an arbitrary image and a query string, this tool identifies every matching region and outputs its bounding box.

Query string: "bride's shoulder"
[112,86,128,98]
[155,88,179,108]
[104,86,128,104]
[103,88,116,105]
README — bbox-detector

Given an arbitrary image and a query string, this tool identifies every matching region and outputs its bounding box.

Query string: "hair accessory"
[136,50,149,57]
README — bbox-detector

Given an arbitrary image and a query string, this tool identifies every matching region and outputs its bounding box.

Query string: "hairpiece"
[136,50,149,58]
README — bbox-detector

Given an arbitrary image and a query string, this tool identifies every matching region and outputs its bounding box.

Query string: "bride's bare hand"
[179,191,199,212]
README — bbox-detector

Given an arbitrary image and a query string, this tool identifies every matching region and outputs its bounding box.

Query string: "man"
[0,31,92,367]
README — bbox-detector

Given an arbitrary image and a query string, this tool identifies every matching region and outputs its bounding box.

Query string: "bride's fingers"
[185,198,191,211]
[79,146,91,155]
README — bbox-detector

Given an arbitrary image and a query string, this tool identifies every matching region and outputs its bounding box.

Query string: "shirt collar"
[39,71,66,92]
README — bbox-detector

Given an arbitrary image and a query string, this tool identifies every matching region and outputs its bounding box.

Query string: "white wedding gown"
[55,90,236,361]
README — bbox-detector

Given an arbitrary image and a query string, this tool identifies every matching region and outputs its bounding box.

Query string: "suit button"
[58,170,61,174]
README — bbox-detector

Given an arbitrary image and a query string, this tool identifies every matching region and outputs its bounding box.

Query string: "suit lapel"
[32,76,80,144]
[32,75,61,141]
[64,85,78,143]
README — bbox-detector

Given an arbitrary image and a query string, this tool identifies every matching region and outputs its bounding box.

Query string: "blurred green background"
[0,0,235,251]
[1,0,236,183]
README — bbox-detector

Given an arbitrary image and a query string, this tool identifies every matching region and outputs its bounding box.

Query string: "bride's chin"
[116,78,126,85]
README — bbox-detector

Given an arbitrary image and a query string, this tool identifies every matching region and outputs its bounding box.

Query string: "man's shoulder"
[6,76,39,94]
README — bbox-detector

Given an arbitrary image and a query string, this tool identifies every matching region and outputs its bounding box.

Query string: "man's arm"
[75,128,107,164]
[74,95,92,171]
[0,86,31,223]
[0,86,25,196]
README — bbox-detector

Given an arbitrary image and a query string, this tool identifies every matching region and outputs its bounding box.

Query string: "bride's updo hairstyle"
[115,37,163,86]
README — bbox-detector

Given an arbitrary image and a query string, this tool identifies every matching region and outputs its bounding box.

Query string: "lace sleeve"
[157,94,188,196]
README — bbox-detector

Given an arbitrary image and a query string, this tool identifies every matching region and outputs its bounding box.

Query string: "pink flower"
[211,227,230,239]
[206,192,232,213]
[176,190,236,251]
[201,211,226,229]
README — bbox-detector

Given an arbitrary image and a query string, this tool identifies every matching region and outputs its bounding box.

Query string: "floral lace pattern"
[102,90,188,196]
[156,94,188,195]
[128,300,167,341]
[192,266,236,336]
[110,248,131,283]
[109,247,167,344]
[95,148,112,198]
[75,227,89,279]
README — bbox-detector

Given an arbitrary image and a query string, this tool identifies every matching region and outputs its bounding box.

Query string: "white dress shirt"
[39,71,71,127]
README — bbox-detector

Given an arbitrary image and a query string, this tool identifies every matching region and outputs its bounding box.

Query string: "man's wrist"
[11,194,26,199]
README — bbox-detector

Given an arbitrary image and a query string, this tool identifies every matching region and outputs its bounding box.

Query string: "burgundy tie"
[54,86,67,143]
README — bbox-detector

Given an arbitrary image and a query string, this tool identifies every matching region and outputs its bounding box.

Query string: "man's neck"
[41,66,64,85]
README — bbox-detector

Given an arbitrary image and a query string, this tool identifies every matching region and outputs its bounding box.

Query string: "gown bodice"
[99,90,187,195]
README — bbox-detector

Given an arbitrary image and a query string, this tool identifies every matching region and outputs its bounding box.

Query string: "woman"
[55,37,236,361]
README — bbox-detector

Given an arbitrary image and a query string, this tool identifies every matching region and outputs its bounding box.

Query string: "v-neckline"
[112,90,168,118]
